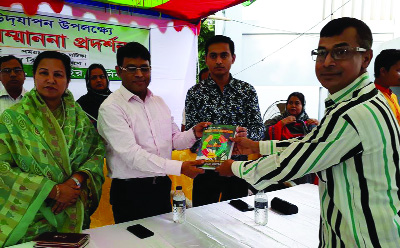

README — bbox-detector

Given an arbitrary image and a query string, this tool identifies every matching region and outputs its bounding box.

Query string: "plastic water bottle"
[173,186,186,223]
[254,190,268,225]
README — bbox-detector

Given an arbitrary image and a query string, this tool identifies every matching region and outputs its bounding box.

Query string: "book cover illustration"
[196,124,237,169]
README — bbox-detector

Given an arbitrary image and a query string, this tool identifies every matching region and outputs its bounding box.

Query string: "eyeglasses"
[0,67,24,74]
[119,66,151,74]
[311,46,367,62]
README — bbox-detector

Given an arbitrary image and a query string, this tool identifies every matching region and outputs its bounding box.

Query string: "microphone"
[271,197,298,215]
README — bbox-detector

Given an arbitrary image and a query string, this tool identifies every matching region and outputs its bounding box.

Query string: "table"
[9,184,320,248]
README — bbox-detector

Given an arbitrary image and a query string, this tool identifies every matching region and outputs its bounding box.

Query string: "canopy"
[0,0,246,22]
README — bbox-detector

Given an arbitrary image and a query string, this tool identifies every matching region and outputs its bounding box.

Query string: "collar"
[119,84,152,102]
[0,87,27,98]
[204,74,237,90]
[374,83,392,95]
[325,72,370,109]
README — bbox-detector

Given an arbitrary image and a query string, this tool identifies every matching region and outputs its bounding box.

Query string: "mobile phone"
[127,224,154,239]
[229,199,254,212]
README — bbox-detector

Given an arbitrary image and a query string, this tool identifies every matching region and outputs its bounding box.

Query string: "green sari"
[0,89,105,247]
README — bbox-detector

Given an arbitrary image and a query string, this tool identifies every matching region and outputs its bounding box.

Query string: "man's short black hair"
[320,17,373,50]
[117,42,150,66]
[205,35,235,55]
[0,55,23,69]
[374,49,400,78]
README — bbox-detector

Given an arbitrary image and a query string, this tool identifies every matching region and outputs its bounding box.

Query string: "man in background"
[374,49,400,124]
[0,55,26,114]
[185,35,265,207]
[181,67,210,132]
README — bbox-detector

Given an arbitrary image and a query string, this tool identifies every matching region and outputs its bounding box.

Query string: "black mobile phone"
[229,199,254,212]
[127,224,154,239]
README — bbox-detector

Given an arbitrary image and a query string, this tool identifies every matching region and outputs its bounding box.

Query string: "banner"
[0,8,150,80]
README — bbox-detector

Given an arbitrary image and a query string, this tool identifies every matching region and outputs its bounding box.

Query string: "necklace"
[60,100,66,129]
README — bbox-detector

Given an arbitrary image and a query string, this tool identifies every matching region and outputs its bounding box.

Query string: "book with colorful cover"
[196,124,237,169]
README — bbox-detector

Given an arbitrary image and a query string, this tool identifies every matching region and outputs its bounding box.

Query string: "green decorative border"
[23,65,120,80]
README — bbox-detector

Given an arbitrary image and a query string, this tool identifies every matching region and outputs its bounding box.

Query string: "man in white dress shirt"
[98,42,208,223]
[0,55,27,114]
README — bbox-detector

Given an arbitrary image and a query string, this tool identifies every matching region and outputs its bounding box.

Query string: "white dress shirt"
[98,85,197,179]
[0,87,27,114]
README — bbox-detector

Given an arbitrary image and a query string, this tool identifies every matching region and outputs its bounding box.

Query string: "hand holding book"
[235,126,248,137]
[192,122,212,139]
[232,126,247,155]
[215,159,235,177]
[181,160,205,178]
[230,137,260,155]
[216,137,261,177]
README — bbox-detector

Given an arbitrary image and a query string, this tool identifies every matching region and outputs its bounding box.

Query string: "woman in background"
[0,51,105,247]
[263,92,319,189]
[265,92,319,140]
[77,63,112,128]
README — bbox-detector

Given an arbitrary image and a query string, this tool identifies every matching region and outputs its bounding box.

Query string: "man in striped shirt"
[217,17,400,247]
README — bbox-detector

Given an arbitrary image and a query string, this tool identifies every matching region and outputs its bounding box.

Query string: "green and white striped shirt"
[0,87,26,115]
[232,73,400,247]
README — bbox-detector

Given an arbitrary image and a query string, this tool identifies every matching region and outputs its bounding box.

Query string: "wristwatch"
[71,176,81,188]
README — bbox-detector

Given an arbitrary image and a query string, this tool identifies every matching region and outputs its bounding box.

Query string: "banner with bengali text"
[0,8,150,80]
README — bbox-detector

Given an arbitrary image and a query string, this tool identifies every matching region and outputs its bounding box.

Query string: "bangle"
[55,185,60,200]
[71,176,81,188]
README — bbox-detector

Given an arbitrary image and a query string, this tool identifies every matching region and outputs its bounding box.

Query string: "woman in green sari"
[0,51,105,247]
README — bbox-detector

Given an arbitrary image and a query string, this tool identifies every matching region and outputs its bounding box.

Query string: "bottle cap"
[176,186,182,190]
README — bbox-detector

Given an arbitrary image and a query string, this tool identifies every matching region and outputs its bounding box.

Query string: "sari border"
[5,180,55,247]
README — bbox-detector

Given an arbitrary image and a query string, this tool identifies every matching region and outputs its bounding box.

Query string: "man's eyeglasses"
[311,46,367,62]
[0,67,24,74]
[119,66,151,74]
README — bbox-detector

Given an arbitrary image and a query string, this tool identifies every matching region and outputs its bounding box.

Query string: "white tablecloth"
[8,184,320,248]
